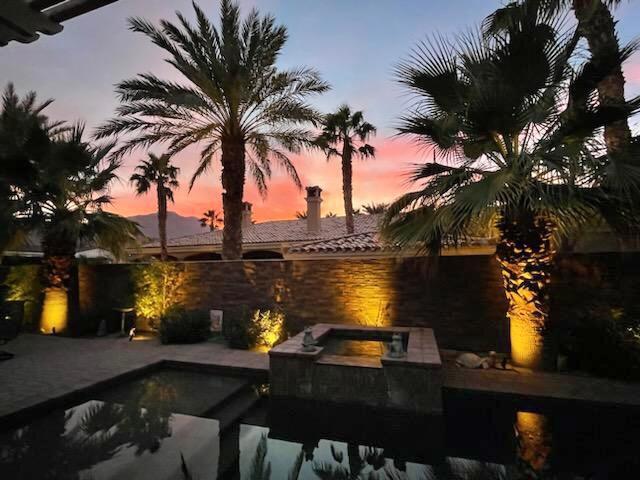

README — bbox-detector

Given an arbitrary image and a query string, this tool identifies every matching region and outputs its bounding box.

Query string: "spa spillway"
[269,324,443,414]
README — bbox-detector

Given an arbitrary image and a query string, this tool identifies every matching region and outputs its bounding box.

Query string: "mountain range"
[128,211,208,240]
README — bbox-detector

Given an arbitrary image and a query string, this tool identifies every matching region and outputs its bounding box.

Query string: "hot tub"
[269,324,443,414]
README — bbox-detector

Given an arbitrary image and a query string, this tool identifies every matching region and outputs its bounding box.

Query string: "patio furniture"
[113,307,134,337]
[0,301,23,361]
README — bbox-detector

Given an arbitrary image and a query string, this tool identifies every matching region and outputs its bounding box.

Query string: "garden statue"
[387,332,406,358]
[301,327,317,352]
[456,351,498,369]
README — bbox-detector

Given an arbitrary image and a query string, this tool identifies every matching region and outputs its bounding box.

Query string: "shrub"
[560,308,640,380]
[2,265,42,330]
[159,308,211,344]
[552,257,640,380]
[134,260,186,330]
[223,305,252,349]
[223,305,287,350]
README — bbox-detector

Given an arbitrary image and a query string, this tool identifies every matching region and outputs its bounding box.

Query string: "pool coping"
[269,323,442,369]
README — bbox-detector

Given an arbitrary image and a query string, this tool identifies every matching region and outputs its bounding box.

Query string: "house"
[130,186,496,261]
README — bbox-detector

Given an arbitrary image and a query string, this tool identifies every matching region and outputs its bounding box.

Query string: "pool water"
[321,338,386,357]
[1,368,640,479]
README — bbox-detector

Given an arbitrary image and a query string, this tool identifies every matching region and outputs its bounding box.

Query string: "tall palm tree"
[314,105,376,234]
[199,209,222,231]
[130,153,179,261]
[485,0,632,161]
[95,0,329,259]
[383,11,640,369]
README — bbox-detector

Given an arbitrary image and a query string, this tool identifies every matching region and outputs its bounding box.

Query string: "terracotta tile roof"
[289,233,498,255]
[143,214,382,248]
[288,231,399,254]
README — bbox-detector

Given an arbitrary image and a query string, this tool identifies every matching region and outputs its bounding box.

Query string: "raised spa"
[269,324,443,414]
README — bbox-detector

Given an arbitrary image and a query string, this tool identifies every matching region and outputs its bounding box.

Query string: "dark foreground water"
[1,368,640,479]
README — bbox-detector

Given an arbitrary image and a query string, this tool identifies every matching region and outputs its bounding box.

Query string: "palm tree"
[0,83,65,254]
[314,105,376,234]
[95,0,329,260]
[200,209,223,231]
[130,153,179,261]
[361,202,389,215]
[485,0,632,161]
[383,11,640,369]
[295,211,307,219]
[28,125,139,333]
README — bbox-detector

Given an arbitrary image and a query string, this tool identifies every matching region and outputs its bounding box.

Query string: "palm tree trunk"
[221,137,246,260]
[41,233,76,334]
[157,183,168,261]
[496,215,555,370]
[341,151,355,234]
[573,0,631,159]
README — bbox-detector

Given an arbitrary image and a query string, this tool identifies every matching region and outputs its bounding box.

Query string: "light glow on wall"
[342,269,394,327]
[40,288,68,334]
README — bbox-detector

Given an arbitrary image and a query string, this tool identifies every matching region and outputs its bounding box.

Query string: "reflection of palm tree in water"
[0,377,176,480]
[312,443,404,479]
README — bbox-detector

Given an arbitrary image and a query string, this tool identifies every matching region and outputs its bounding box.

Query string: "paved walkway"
[3,335,640,428]
[441,350,640,409]
[0,334,267,424]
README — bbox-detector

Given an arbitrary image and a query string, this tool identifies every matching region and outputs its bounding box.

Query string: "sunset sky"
[2,0,640,222]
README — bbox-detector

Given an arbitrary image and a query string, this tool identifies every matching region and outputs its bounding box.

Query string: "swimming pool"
[1,367,639,479]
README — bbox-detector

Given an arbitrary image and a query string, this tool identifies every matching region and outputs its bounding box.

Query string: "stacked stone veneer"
[269,324,443,414]
[3,253,640,350]
[77,256,509,352]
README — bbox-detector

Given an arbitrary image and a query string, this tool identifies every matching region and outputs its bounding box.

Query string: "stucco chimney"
[242,202,253,229]
[305,186,322,233]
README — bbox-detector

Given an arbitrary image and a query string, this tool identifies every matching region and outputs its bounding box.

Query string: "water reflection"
[238,427,510,480]
[322,338,386,357]
[0,376,219,480]
[3,371,640,480]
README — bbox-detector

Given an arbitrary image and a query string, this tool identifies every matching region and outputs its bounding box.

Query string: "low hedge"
[159,308,211,344]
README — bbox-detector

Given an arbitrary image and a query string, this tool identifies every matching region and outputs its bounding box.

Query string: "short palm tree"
[29,125,139,333]
[314,105,376,234]
[485,0,632,161]
[0,83,65,254]
[130,153,179,260]
[199,209,222,231]
[383,11,640,369]
[95,0,329,259]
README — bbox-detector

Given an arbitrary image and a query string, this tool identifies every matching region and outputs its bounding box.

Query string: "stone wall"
[78,256,509,352]
[4,252,640,353]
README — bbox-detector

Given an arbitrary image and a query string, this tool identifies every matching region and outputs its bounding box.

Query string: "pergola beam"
[0,0,120,46]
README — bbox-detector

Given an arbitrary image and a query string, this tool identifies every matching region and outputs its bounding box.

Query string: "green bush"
[551,257,640,380]
[159,308,211,344]
[222,305,251,349]
[2,265,42,331]
[134,260,186,330]
[561,309,640,380]
[223,305,287,350]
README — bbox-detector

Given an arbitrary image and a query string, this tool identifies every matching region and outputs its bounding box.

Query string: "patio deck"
[0,333,267,427]
[2,334,640,429]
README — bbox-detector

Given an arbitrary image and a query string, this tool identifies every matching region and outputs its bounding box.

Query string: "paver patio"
[0,333,267,425]
[2,335,640,429]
